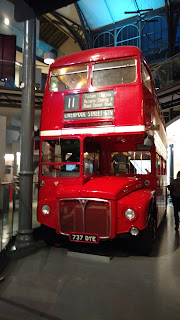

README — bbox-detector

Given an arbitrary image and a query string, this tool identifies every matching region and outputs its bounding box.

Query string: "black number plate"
[70,233,99,243]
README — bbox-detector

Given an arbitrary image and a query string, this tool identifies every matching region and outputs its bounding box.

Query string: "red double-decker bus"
[38,46,167,254]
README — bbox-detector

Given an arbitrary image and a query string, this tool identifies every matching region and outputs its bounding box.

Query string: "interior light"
[5,154,14,161]
[44,52,56,65]
[76,82,83,89]
[4,17,9,25]
[44,58,54,65]
[60,68,66,75]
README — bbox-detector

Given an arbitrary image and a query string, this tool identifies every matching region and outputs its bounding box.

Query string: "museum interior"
[0,1,180,319]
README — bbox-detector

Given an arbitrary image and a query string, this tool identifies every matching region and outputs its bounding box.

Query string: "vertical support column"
[0,116,6,215]
[15,19,36,247]
[12,141,20,176]
[138,19,142,50]
[169,144,174,183]
[0,116,6,183]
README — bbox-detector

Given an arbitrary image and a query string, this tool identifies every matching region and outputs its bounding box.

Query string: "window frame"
[92,58,137,87]
[111,150,152,175]
[141,63,153,93]
[40,138,81,178]
[49,65,89,92]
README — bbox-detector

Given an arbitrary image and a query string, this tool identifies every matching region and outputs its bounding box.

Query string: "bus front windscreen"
[50,65,88,92]
[93,58,137,87]
[41,138,80,177]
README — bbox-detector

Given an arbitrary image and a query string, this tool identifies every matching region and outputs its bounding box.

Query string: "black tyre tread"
[137,199,157,256]
[41,224,56,245]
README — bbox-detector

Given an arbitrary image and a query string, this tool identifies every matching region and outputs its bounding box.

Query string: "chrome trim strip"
[58,197,111,239]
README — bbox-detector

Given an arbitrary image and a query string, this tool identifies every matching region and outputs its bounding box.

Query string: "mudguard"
[116,189,155,233]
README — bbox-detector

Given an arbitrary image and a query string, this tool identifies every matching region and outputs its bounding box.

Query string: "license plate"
[70,233,99,243]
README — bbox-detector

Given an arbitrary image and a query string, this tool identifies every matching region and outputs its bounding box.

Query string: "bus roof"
[51,46,142,68]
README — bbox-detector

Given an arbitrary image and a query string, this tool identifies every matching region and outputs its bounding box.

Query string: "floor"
[0,204,179,320]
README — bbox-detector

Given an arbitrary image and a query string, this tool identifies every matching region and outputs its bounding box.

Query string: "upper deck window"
[92,58,137,87]
[50,65,88,92]
[142,64,152,93]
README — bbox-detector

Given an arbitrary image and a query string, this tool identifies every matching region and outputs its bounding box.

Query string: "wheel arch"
[117,189,156,230]
[147,196,157,225]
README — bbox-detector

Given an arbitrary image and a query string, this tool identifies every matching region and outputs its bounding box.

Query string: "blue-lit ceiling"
[78,0,166,30]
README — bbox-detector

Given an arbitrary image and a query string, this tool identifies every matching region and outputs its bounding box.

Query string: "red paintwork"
[41,85,144,131]
[38,46,167,242]
[52,46,142,68]
[117,189,154,233]
[80,176,142,200]
[41,47,145,132]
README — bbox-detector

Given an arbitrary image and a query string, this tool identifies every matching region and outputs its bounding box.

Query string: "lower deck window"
[84,152,100,175]
[41,164,80,177]
[41,138,80,177]
[111,151,151,175]
[83,138,100,175]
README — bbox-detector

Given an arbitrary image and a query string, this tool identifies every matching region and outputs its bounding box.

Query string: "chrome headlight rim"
[124,207,137,221]
[41,204,50,215]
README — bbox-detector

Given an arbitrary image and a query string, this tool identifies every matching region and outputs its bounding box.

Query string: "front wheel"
[137,213,157,256]
[41,224,56,245]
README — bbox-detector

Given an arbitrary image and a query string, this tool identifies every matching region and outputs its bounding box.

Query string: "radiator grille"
[59,198,110,238]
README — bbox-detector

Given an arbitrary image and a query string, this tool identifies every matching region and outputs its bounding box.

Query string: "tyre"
[137,201,157,256]
[41,224,56,245]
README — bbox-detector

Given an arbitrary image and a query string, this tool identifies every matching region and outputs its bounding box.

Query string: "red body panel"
[52,46,142,68]
[80,176,142,200]
[117,189,153,233]
[37,175,155,238]
[41,85,144,131]
[38,46,167,242]
[41,47,145,132]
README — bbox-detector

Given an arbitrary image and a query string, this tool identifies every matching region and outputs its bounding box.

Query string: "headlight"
[125,208,135,220]
[42,204,50,215]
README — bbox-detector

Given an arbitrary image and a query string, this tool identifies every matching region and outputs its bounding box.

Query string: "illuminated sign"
[82,91,114,109]
[64,109,114,120]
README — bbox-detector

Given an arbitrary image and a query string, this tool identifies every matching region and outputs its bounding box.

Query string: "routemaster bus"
[38,46,167,254]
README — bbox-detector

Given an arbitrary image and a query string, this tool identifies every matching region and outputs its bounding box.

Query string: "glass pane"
[84,152,99,175]
[142,64,152,92]
[51,65,87,75]
[111,151,151,175]
[83,139,100,175]
[50,65,88,91]
[93,59,136,70]
[93,59,136,87]
[41,164,80,177]
[41,139,80,163]
[41,141,54,163]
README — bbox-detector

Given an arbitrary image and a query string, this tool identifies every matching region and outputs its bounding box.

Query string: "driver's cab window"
[111,151,151,175]
[83,139,100,175]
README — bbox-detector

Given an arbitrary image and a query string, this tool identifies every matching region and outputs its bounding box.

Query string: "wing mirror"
[144,135,153,147]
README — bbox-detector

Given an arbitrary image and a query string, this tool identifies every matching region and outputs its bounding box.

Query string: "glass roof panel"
[78,0,165,30]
